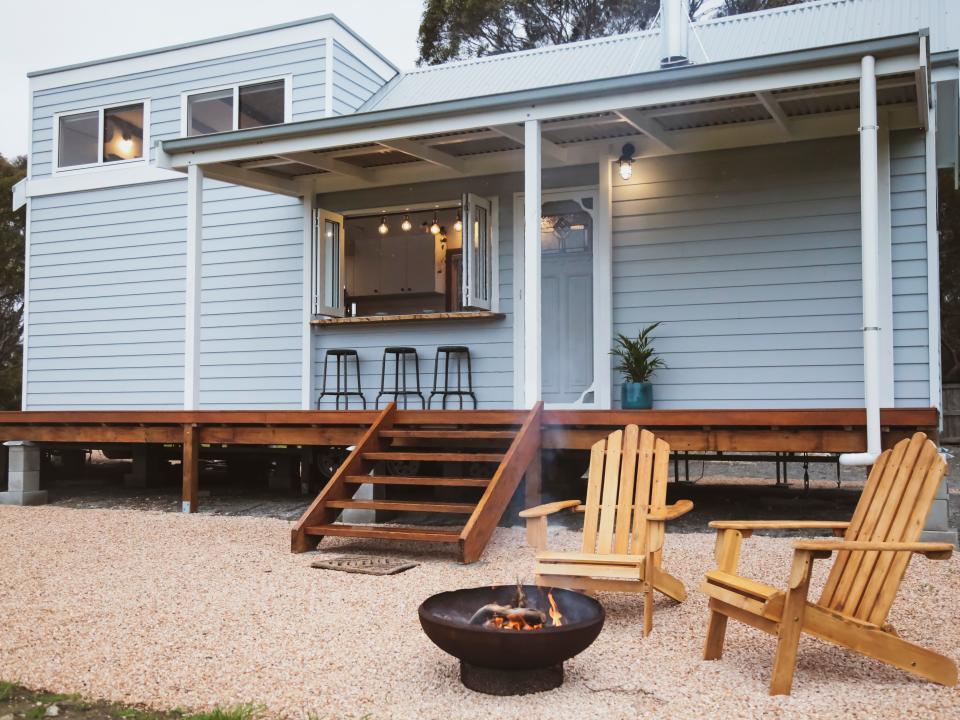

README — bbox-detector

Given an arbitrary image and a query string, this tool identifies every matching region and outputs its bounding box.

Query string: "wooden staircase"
[291,402,543,563]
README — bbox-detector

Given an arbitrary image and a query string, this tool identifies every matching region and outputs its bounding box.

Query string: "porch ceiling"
[207,72,921,195]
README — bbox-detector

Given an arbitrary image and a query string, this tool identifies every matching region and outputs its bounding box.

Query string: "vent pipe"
[660,0,690,69]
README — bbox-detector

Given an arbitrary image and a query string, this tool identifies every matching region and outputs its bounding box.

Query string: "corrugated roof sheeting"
[366,0,956,113]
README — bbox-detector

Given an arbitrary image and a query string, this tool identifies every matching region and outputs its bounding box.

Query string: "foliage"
[0,680,14,701]
[0,154,25,410]
[939,169,960,383]
[610,322,666,384]
[183,706,262,720]
[417,0,808,65]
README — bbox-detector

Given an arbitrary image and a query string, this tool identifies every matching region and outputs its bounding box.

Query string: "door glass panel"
[239,80,285,129]
[187,88,233,136]
[58,111,99,167]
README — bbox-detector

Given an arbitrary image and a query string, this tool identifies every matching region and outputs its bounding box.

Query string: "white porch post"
[842,55,882,465]
[301,185,316,409]
[523,119,542,408]
[184,164,203,410]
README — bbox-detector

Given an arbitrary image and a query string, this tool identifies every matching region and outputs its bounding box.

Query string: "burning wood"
[468,581,563,631]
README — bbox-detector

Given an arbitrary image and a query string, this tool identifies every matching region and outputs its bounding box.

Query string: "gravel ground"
[1,506,957,720]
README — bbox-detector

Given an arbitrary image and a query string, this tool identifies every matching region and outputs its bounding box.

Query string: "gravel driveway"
[0,506,957,719]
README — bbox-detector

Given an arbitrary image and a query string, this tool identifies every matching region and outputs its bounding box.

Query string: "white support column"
[184,164,203,410]
[842,55,882,466]
[301,186,316,409]
[926,84,943,415]
[523,119,542,408]
[595,156,614,409]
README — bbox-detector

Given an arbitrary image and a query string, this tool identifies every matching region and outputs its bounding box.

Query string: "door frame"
[512,174,613,409]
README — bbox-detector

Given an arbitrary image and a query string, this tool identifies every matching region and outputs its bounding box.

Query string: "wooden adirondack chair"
[700,431,957,695]
[519,426,693,636]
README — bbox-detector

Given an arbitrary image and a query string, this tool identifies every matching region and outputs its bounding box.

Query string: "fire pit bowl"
[419,585,604,694]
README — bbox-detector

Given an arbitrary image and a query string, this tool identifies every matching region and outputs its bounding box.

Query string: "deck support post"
[522,119,542,408]
[0,441,45,506]
[524,449,542,508]
[184,164,203,411]
[841,55,882,466]
[182,423,199,513]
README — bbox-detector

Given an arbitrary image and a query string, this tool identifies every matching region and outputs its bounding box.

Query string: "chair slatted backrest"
[818,432,947,626]
[580,426,671,556]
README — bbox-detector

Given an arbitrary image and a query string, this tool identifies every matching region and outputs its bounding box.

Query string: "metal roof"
[365,0,957,113]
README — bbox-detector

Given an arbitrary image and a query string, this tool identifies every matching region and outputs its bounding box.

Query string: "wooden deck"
[0,407,939,521]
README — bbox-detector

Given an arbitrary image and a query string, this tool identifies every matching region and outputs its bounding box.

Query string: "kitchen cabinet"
[346,234,444,296]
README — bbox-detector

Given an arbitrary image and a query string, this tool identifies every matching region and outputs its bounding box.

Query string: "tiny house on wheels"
[5,0,960,545]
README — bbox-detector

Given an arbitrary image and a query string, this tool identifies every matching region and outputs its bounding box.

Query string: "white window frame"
[311,197,499,318]
[52,99,151,175]
[179,75,293,137]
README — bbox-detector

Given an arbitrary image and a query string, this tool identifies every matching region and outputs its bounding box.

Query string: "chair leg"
[703,609,729,660]
[643,582,654,637]
[769,551,813,696]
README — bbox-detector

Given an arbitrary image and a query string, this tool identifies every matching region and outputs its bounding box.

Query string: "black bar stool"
[428,346,477,409]
[317,348,366,409]
[376,347,425,409]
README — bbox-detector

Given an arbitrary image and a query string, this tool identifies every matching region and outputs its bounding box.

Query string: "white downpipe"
[841,55,882,467]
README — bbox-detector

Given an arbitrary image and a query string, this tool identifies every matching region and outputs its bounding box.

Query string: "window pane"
[239,80,285,129]
[323,219,341,309]
[102,104,144,163]
[58,111,98,167]
[472,204,489,302]
[188,89,233,136]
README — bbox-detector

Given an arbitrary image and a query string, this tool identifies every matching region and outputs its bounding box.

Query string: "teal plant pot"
[622,382,653,409]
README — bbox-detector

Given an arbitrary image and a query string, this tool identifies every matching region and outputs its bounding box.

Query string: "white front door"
[514,187,606,408]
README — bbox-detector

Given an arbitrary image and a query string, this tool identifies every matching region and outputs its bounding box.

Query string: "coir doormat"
[310,555,419,576]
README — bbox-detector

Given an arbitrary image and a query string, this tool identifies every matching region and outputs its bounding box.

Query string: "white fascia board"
[165,56,919,169]
[24,166,184,198]
[11,179,26,211]
[28,18,380,93]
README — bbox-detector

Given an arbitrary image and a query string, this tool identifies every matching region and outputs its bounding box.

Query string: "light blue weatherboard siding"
[31,39,330,178]
[611,134,928,409]
[27,181,187,408]
[332,40,387,115]
[313,165,597,410]
[890,130,931,406]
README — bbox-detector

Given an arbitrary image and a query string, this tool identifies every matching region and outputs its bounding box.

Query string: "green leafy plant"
[610,322,666,384]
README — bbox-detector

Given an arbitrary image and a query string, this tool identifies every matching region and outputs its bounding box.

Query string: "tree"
[417,0,807,65]
[0,154,26,410]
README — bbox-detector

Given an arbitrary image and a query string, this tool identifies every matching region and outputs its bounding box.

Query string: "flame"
[487,613,543,631]
[548,592,563,627]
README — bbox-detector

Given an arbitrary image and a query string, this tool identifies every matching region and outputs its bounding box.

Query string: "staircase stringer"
[291,402,396,552]
[458,401,543,563]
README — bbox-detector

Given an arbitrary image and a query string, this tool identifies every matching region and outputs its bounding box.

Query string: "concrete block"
[920,529,959,545]
[0,490,48,506]
[924,498,950,533]
[7,470,41,493]
[7,446,40,474]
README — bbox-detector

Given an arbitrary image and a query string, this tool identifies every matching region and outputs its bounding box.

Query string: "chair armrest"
[647,499,694,522]
[519,499,581,519]
[709,520,850,532]
[793,539,954,560]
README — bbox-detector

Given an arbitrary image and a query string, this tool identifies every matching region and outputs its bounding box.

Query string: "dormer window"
[56,102,145,170]
[184,78,289,136]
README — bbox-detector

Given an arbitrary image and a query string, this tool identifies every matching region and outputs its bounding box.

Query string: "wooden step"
[362,451,503,463]
[345,475,491,487]
[380,429,516,440]
[326,499,476,514]
[304,523,462,543]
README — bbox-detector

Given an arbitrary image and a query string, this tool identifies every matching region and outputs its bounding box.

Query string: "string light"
[401,215,412,231]
[378,215,389,235]
[454,212,463,232]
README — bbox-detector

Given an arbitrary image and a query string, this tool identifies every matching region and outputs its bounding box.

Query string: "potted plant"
[611,322,666,410]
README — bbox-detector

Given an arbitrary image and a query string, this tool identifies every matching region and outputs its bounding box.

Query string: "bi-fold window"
[56,102,146,170]
[185,79,288,136]
[312,194,496,318]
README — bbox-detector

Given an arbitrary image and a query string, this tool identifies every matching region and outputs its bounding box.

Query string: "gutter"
[161,32,923,157]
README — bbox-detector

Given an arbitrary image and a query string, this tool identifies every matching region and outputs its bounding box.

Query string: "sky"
[0,0,425,158]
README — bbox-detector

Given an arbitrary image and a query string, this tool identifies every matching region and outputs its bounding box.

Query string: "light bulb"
[618,158,633,181]
[454,213,463,232]
[401,215,412,231]
[378,216,389,235]
[430,222,441,235]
